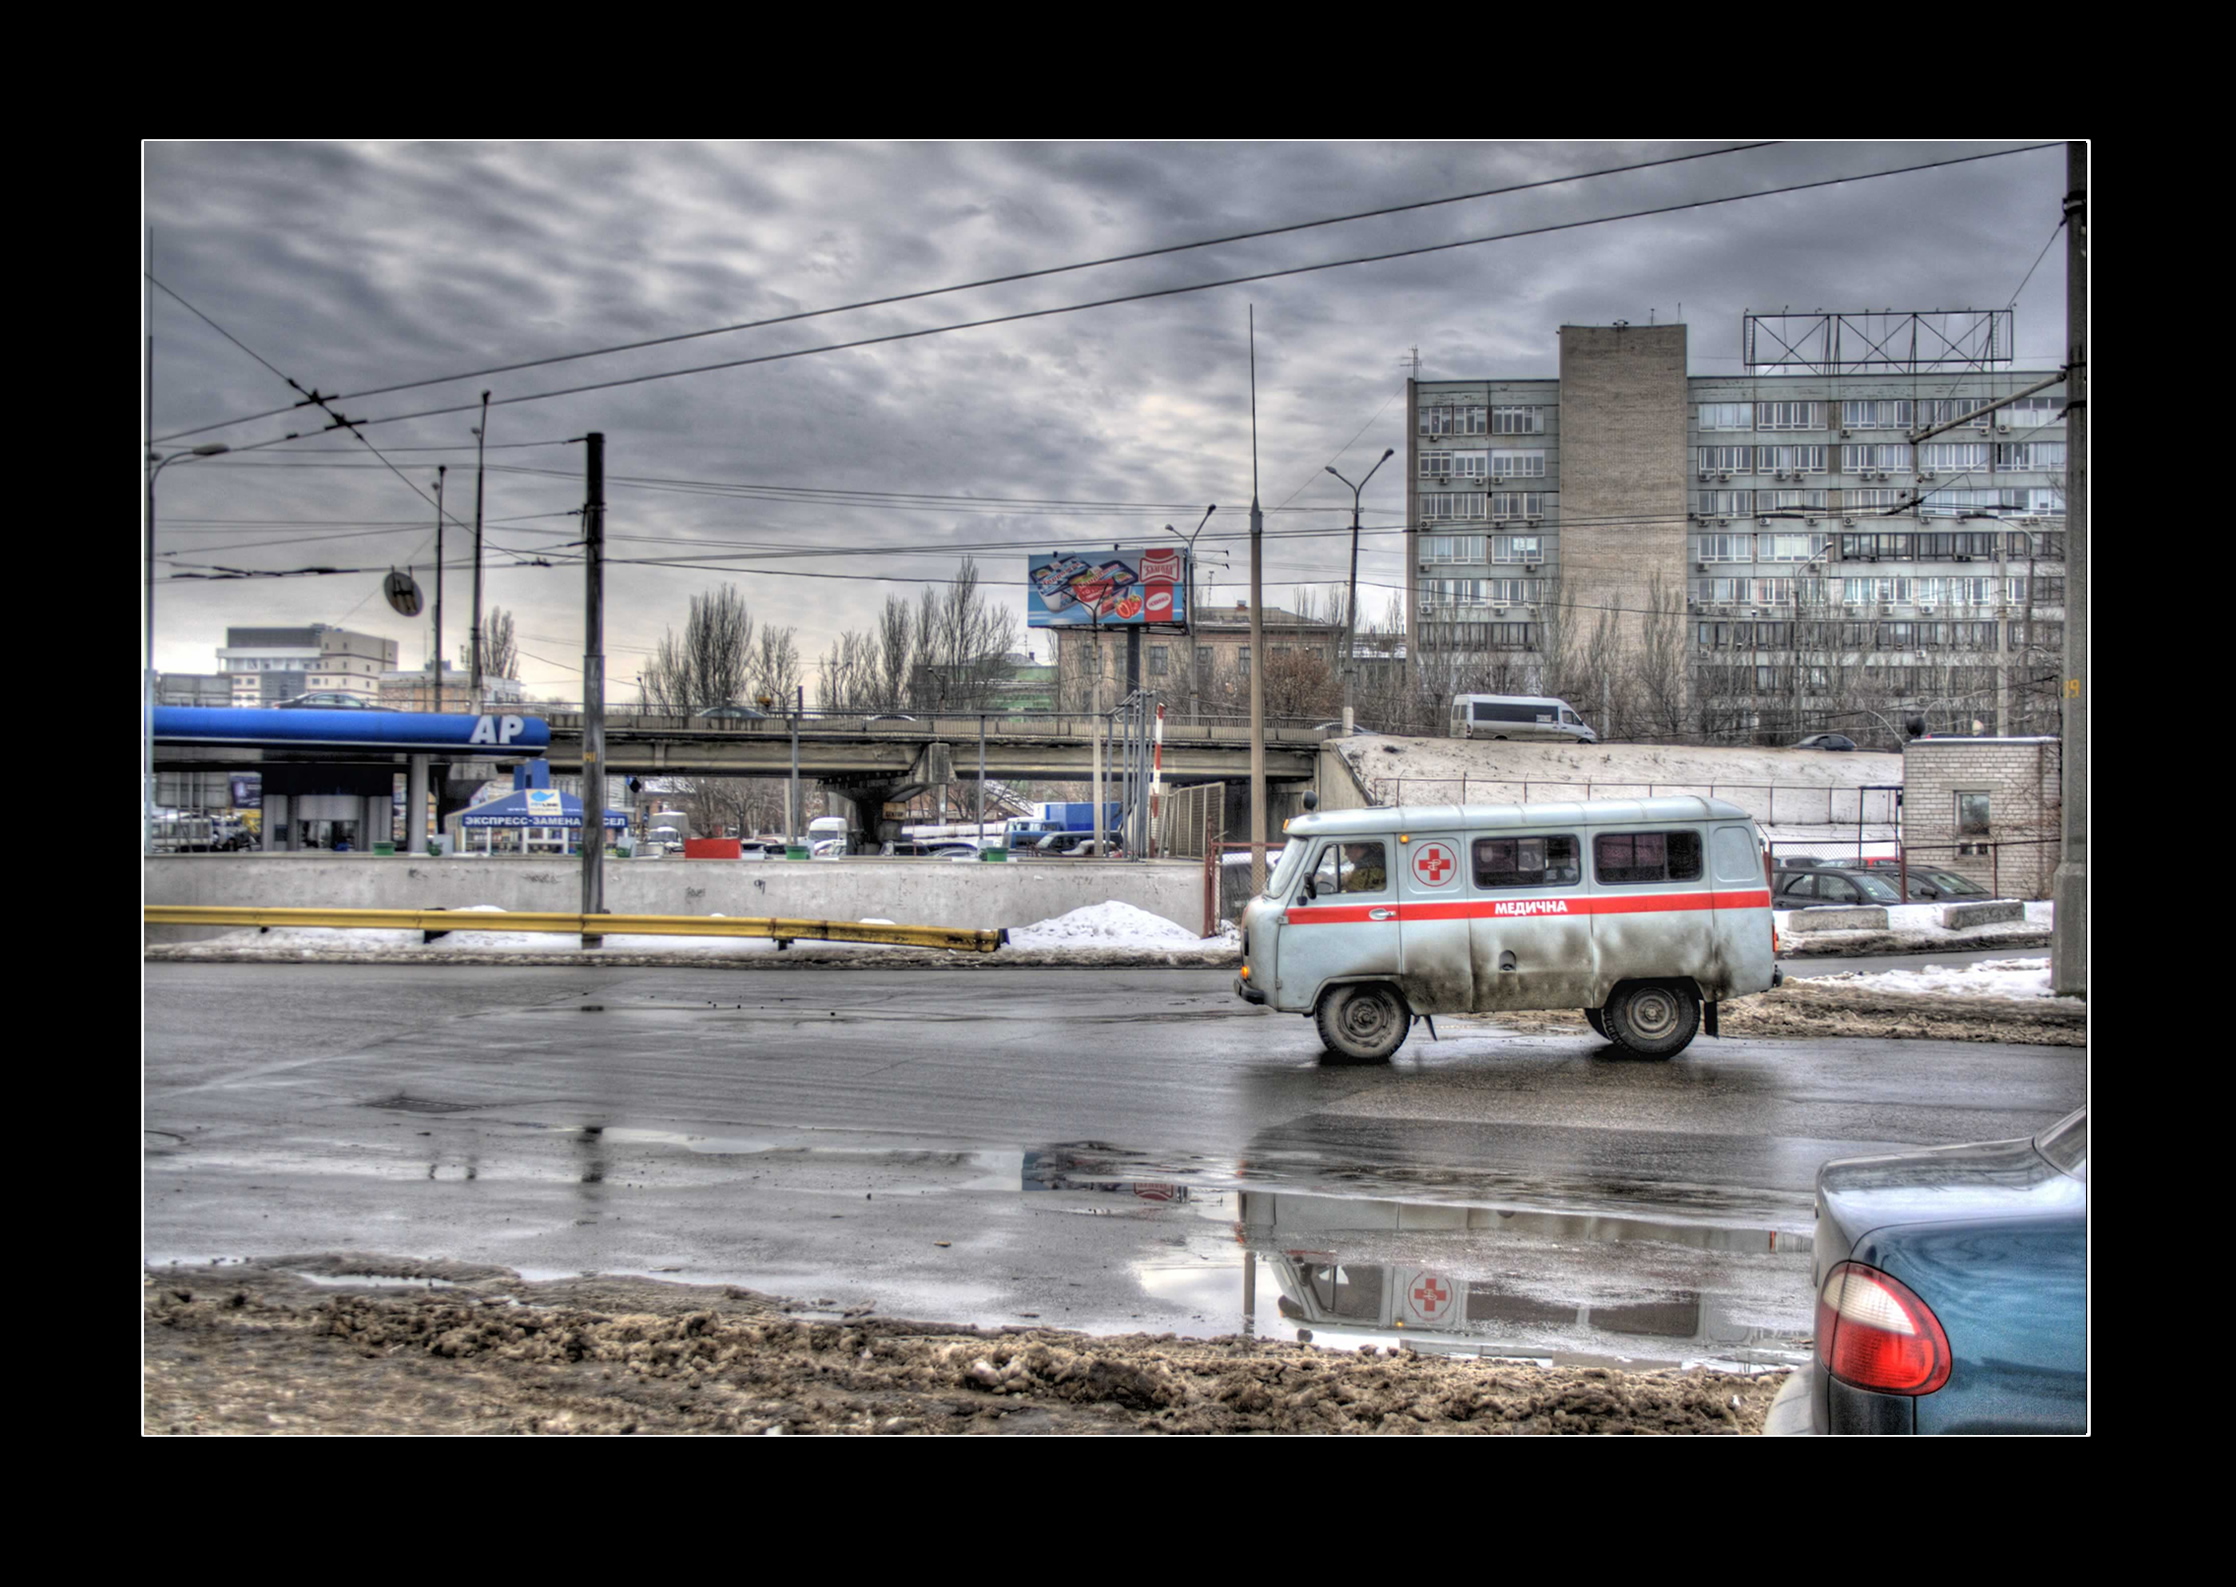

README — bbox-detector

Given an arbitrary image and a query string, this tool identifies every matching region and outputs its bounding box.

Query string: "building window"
[1489,450,1546,479]
[1697,446,1752,475]
[1917,398,1990,428]
[1842,443,1913,473]
[1421,404,1488,436]
[1957,791,1990,836]
[1489,491,1544,519]
[1148,645,1168,676]
[1758,489,1827,511]
[1995,442,2066,471]
[1757,401,1825,431]
[1491,406,1545,435]
[1697,403,1753,431]
[1420,492,1486,521]
[1754,445,1825,475]
[1841,399,1913,430]
[1490,535,1541,563]
[1421,450,1490,479]
[1237,647,1250,676]
[1698,490,1752,518]
[1918,443,1992,473]
[2005,396,2065,427]
[1422,535,1484,563]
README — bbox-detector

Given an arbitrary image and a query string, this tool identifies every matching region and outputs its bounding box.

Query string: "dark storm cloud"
[143,139,2068,697]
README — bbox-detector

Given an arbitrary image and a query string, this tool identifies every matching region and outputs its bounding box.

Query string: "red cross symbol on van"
[1413,843,1456,886]
[1409,1272,1453,1322]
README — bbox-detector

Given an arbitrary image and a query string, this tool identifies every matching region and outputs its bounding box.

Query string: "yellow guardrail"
[143,905,1006,953]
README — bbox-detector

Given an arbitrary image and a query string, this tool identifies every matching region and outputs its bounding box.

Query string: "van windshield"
[1265,838,1308,897]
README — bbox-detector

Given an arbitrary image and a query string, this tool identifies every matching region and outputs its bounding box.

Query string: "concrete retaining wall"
[1782,906,1888,933]
[1941,900,2024,929]
[144,855,1207,944]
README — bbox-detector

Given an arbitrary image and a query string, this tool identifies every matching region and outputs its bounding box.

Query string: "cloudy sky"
[142,140,2069,702]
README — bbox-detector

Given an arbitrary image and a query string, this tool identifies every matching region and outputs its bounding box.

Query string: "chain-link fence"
[1365,776,1900,826]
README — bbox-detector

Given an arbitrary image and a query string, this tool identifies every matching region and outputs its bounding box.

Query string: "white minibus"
[1450,694,1596,743]
[1233,796,1780,1062]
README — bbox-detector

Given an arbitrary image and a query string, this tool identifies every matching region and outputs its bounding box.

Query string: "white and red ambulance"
[1233,796,1781,1061]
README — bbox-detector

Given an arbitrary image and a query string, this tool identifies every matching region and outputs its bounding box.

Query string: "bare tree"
[1630,572,1690,744]
[640,585,754,714]
[907,558,1019,712]
[876,595,913,709]
[748,624,802,711]
[458,606,518,680]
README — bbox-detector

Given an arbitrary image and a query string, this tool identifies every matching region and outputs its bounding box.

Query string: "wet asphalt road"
[143,962,2084,1366]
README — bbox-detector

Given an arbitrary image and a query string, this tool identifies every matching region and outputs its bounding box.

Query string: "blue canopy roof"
[457,788,629,829]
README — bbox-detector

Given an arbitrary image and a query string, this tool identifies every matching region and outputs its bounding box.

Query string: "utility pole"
[1090,609,1105,856]
[581,433,607,948]
[2051,143,2087,996]
[432,465,445,709]
[470,391,489,713]
[1248,309,1267,893]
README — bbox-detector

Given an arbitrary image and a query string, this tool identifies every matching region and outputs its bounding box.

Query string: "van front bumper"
[1234,974,1267,1006]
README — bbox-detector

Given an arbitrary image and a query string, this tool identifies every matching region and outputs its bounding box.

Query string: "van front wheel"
[1605,981,1698,1058]
[1316,984,1410,1064]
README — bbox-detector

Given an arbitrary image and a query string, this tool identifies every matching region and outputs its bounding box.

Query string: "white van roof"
[1285,796,1755,839]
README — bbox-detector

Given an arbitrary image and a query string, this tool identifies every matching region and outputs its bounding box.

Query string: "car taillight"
[1816,1261,1951,1395]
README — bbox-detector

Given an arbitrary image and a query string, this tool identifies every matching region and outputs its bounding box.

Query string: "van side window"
[1594,830,1704,884]
[1310,840,1389,896]
[1472,834,1580,888]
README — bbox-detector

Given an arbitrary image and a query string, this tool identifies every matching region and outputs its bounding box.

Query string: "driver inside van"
[1340,842,1386,892]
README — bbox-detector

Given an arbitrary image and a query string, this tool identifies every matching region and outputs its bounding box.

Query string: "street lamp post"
[1162,505,1215,719]
[1326,449,1395,730]
[146,443,230,855]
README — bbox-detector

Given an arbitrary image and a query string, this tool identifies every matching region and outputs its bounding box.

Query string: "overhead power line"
[178,144,2059,449]
[151,142,1782,444]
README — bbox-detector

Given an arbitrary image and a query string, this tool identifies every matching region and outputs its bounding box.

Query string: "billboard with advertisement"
[1026,549,1189,629]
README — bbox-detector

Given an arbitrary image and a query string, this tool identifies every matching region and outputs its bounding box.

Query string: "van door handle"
[1369,908,1395,921]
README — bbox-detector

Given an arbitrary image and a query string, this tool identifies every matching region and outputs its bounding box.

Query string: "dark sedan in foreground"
[1768,1106,2086,1434]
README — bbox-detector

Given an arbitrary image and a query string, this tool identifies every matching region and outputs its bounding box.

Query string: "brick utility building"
[1900,736,2061,898]
[1407,315,2068,746]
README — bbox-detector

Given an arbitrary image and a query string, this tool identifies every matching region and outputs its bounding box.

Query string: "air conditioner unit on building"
[1717,518,1730,528]
[1996,417,2013,432]
[1921,471,1938,481]
[1699,471,1710,482]
[1695,561,1707,572]
[1717,473,1731,483]
[1840,429,1853,438]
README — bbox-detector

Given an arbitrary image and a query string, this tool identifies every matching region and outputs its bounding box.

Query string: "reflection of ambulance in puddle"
[1242,1189,1812,1364]
[1235,795,1781,1062]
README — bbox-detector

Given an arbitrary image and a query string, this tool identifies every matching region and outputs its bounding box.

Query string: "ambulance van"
[1233,796,1780,1062]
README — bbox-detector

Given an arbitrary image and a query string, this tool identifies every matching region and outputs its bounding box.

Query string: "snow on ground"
[1002,901,1217,949]
[1803,956,2079,1005]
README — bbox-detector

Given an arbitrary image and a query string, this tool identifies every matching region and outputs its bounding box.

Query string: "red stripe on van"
[1286,889,1771,925]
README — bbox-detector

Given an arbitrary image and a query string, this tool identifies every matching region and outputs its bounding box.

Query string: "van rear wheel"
[1316,984,1410,1064]
[1604,981,1698,1059]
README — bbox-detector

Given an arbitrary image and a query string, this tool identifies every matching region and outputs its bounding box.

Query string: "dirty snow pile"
[1808,956,2079,1004]
[1005,901,1213,949]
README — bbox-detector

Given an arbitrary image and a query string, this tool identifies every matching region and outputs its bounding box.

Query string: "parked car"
[276,691,391,710]
[1767,1105,2086,1434]
[864,714,918,726]
[1772,867,1905,908]
[694,705,768,720]
[1308,721,1378,736]
[1793,733,1858,751]
[1774,855,1831,870]
[1903,867,1992,902]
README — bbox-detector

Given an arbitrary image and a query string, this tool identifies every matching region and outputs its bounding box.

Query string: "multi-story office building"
[215,624,398,706]
[1407,319,2067,743]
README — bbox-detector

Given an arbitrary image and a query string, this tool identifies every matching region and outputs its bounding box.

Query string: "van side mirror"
[1300,876,1317,901]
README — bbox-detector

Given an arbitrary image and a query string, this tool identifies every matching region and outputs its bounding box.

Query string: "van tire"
[1316,984,1410,1064]
[1604,981,1699,1059]
[1584,1006,1608,1039]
